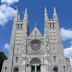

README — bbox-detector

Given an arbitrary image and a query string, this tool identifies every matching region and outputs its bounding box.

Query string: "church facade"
[1,7,72,72]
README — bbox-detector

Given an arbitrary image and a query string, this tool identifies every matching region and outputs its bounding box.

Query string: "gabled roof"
[30,26,43,37]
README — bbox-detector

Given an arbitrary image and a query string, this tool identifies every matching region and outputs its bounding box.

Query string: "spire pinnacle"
[14,8,20,21]
[44,7,48,17]
[24,8,28,18]
[45,7,47,15]
[54,6,57,14]
[44,7,49,21]
[53,6,58,20]
[23,8,28,36]
[14,9,18,19]
[44,7,49,36]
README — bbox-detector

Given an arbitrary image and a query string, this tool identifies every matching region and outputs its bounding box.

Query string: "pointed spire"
[14,8,18,20]
[44,7,49,37]
[14,8,20,21]
[23,8,28,26]
[44,7,49,20]
[45,7,47,15]
[23,8,28,20]
[54,6,57,14]
[53,6,58,20]
[23,8,28,36]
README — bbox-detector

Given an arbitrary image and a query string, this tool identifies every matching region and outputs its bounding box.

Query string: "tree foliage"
[0,51,7,72]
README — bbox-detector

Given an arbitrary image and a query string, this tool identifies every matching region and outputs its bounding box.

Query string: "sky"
[0,0,72,66]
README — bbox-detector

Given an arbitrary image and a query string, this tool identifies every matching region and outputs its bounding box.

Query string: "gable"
[30,27,43,37]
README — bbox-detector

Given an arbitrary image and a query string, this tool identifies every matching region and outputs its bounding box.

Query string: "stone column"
[35,65,37,72]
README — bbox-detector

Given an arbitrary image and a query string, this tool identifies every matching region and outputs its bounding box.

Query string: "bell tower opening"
[30,58,41,72]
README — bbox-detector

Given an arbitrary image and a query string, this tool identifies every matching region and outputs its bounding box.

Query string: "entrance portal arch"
[53,66,58,72]
[30,58,41,72]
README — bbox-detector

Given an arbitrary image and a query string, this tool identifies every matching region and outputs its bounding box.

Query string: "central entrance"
[30,58,41,72]
[31,64,40,72]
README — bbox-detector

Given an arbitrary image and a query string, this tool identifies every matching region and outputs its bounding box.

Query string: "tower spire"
[53,6,58,20]
[44,7,49,20]
[23,8,28,20]
[54,6,56,14]
[23,8,28,36]
[44,7,49,36]
[14,8,20,21]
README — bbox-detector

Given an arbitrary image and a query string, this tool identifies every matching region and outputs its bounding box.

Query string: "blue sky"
[0,0,72,66]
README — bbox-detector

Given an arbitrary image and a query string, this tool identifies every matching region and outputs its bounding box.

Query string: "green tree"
[0,51,7,72]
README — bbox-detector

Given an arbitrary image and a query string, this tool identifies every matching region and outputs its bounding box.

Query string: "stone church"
[1,7,72,72]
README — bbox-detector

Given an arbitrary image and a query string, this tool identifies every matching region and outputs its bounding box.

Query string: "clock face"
[30,40,41,51]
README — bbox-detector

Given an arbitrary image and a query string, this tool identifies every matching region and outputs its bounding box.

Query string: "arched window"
[53,56,56,62]
[14,67,19,72]
[5,67,7,72]
[53,66,58,72]
[16,57,18,63]
[16,24,23,29]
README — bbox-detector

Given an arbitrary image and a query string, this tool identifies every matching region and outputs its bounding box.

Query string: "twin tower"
[13,7,59,37]
[2,7,72,72]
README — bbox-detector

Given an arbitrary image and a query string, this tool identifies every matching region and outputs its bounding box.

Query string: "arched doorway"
[14,67,19,72]
[30,58,41,72]
[53,66,58,72]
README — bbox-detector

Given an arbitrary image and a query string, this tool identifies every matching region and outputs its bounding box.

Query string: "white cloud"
[64,46,72,59]
[64,45,72,66]
[0,0,19,26]
[4,43,9,49]
[61,28,72,66]
[1,0,19,5]
[0,4,16,25]
[61,28,72,41]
